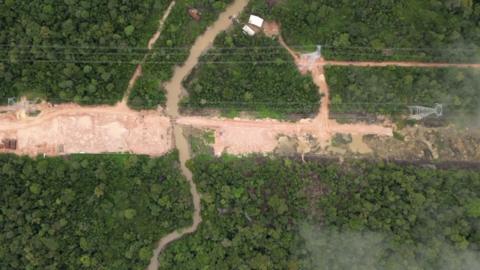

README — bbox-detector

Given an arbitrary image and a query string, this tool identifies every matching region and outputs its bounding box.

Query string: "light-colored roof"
[248,15,264,28]
[242,25,256,36]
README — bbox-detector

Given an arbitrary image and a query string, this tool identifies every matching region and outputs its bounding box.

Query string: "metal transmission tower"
[408,103,443,120]
[300,45,322,70]
[7,97,16,106]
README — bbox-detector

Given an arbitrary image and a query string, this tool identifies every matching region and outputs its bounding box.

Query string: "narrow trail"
[278,34,300,61]
[1,11,479,268]
[121,1,176,104]
[146,1,250,269]
[148,1,176,51]
[0,5,478,269]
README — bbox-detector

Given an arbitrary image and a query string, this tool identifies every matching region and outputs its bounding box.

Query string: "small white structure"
[248,15,264,28]
[242,25,256,36]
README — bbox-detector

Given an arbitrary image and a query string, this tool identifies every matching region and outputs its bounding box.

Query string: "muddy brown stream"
[146,0,249,269]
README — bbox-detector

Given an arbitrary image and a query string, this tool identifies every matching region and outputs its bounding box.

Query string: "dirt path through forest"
[121,1,176,104]
[1,11,480,269]
[176,59,390,155]
[146,1,250,269]
[148,1,176,51]
[173,24,393,155]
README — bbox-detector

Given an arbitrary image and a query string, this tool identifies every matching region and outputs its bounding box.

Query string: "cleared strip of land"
[0,103,172,156]
[325,61,480,68]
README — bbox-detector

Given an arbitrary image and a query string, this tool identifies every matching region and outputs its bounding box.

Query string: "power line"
[0,43,478,52]
[2,50,475,64]
[0,39,477,58]
[0,50,462,58]
[0,45,287,54]
[0,51,292,58]
[0,44,302,53]
[0,60,297,64]
[2,94,463,108]
[1,48,476,65]
[322,45,479,52]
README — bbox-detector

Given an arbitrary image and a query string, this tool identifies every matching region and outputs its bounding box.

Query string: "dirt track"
[0,2,178,157]
[175,24,393,155]
[148,1,176,50]
[1,5,480,270]
[122,1,176,104]
[176,63,392,155]
[324,60,480,68]
[4,22,480,157]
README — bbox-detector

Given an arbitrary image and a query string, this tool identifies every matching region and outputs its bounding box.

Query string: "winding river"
[146,0,250,269]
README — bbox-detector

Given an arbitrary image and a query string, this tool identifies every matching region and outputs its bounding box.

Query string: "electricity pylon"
[408,103,443,120]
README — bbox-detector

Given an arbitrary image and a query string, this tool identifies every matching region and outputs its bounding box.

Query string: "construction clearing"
[0,103,173,156]
[1,1,480,269]
[1,20,480,158]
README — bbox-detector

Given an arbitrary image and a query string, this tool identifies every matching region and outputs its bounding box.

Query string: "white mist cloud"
[300,224,480,270]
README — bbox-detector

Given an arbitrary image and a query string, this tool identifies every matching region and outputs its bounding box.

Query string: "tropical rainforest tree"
[0,152,192,270]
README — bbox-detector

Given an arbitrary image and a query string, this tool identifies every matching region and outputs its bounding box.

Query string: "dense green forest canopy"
[315,160,480,269]
[128,0,234,110]
[325,66,480,117]
[2,1,480,108]
[0,0,170,105]
[180,27,320,118]
[160,155,480,269]
[0,153,192,270]
[272,0,480,61]
[159,155,310,269]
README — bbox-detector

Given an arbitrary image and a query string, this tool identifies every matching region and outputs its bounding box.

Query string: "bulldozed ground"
[0,12,479,162]
[2,2,480,269]
[0,103,172,156]
[273,125,480,162]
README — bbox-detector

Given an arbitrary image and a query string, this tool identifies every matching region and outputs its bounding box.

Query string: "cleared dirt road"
[175,32,393,156]
[0,103,172,156]
[1,10,478,270]
[324,60,480,68]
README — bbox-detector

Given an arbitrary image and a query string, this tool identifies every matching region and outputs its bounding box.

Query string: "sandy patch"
[0,103,173,156]
[349,134,373,154]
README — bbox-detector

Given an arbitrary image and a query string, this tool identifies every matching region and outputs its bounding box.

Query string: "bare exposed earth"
[365,125,480,161]
[5,14,480,159]
[5,22,480,158]
[0,103,172,156]
[174,23,392,156]
[176,46,393,156]
[263,21,280,37]
[324,60,480,69]
[0,1,179,158]
[1,5,480,270]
